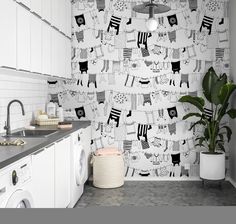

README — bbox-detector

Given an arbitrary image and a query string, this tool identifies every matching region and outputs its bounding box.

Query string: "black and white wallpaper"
[48,0,230,179]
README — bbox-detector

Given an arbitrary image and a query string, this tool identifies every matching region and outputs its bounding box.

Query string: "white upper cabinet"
[51,0,60,29]
[58,0,66,33]
[42,23,52,75]
[0,0,17,69]
[1,0,71,79]
[58,33,65,78]
[65,38,72,78]
[51,0,71,36]
[41,0,51,23]
[52,31,72,79]
[51,28,59,77]
[65,0,71,37]
[16,0,30,9]
[17,4,31,71]
[30,0,42,17]
[30,14,42,73]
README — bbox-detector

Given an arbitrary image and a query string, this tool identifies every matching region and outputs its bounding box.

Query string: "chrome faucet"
[4,100,25,136]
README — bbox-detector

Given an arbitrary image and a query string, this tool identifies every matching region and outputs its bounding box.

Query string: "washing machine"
[68,126,91,208]
[0,157,34,208]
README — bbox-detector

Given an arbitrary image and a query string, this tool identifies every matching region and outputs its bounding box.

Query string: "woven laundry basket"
[92,154,124,189]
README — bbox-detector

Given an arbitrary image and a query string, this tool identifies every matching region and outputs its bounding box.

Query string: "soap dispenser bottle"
[57,105,64,122]
[47,101,56,118]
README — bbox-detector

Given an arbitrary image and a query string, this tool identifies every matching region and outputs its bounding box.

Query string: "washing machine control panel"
[11,161,31,186]
[12,170,18,186]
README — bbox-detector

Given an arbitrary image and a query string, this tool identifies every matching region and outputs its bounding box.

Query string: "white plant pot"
[200,151,225,180]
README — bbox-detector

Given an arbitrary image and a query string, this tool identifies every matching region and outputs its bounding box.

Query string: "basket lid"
[95,148,122,156]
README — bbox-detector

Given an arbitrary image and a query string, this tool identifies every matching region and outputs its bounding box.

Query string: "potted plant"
[179,67,236,182]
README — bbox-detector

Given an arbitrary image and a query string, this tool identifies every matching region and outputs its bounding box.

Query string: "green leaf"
[219,83,236,104]
[211,73,228,105]
[196,137,206,146]
[204,127,210,140]
[196,137,206,141]
[195,144,206,148]
[189,120,206,131]
[182,113,202,120]
[202,67,219,103]
[218,143,225,152]
[179,96,205,112]
[227,109,236,119]
[218,133,224,142]
[218,102,229,119]
[221,126,232,142]
[216,140,224,143]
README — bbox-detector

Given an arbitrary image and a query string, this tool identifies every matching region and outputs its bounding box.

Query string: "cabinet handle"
[66,36,72,40]
[18,69,30,73]
[45,143,55,149]
[42,19,51,26]
[32,148,45,156]
[32,72,42,75]
[59,31,64,36]
[64,135,71,140]
[31,11,42,19]
[56,138,64,143]
[52,26,60,32]
[56,135,71,143]
[17,2,30,11]
[1,66,16,70]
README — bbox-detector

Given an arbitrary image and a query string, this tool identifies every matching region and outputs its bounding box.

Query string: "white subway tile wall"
[0,74,48,133]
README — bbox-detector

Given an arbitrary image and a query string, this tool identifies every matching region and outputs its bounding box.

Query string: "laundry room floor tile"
[74,181,236,207]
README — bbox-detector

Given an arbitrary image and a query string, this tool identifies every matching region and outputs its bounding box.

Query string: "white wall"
[0,72,48,133]
[229,0,236,181]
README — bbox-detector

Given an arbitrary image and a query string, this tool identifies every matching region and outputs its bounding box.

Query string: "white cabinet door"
[17,4,31,71]
[16,0,30,9]
[54,136,71,208]
[51,28,59,76]
[51,0,59,29]
[42,23,51,75]
[62,35,67,78]
[0,0,17,69]
[65,38,71,78]
[57,33,63,77]
[58,0,65,33]
[30,14,42,73]
[65,0,71,37]
[80,126,92,154]
[42,0,51,23]
[30,0,42,17]
[79,126,92,180]
[31,145,55,208]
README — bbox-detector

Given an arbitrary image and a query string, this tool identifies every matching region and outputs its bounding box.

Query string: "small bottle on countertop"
[47,101,56,118]
[57,105,64,122]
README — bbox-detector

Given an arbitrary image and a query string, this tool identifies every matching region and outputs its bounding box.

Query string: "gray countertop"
[0,121,91,170]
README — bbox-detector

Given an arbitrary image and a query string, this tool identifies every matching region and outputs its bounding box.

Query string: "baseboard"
[125,177,236,185]
[124,177,201,181]
[89,176,201,182]
[226,177,236,188]
[125,177,236,184]
[89,175,236,184]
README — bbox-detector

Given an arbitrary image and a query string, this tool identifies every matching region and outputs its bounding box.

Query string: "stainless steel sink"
[4,130,58,138]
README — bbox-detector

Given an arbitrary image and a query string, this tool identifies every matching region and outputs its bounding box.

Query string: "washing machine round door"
[6,190,34,208]
[75,147,87,186]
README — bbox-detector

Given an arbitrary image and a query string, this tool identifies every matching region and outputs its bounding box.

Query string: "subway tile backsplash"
[0,74,48,133]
